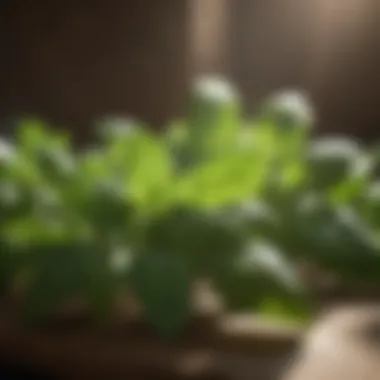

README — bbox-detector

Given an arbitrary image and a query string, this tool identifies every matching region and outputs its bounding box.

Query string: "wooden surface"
[282,305,380,380]
[0,312,301,379]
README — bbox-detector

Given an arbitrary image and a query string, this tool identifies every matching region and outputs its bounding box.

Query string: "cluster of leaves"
[1,76,380,338]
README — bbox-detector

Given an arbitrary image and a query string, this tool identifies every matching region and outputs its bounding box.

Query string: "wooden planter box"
[0,309,301,380]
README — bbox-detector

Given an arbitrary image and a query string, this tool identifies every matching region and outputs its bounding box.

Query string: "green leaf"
[16,118,70,154]
[0,181,32,223]
[97,116,140,142]
[35,146,76,182]
[144,208,244,275]
[260,90,314,133]
[329,154,374,204]
[0,138,15,173]
[79,178,132,234]
[289,199,380,281]
[213,241,303,311]
[22,245,91,322]
[187,76,241,160]
[307,137,365,191]
[257,91,313,194]
[224,201,279,239]
[12,118,75,185]
[164,121,193,170]
[130,250,192,338]
[16,118,51,147]
[22,244,116,323]
[362,181,380,226]
[98,119,174,211]
[175,150,267,206]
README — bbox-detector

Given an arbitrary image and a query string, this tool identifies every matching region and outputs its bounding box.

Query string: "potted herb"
[1,76,380,379]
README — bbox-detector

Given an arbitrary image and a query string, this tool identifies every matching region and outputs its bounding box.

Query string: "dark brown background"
[0,0,190,140]
[1,0,380,141]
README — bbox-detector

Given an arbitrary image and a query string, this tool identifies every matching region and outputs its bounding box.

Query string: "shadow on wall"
[309,0,380,140]
[228,0,317,113]
[227,0,380,140]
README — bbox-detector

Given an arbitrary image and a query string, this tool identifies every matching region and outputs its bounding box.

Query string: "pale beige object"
[283,305,380,380]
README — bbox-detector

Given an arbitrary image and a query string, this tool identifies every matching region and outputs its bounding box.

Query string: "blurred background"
[1,0,379,140]
[1,1,380,380]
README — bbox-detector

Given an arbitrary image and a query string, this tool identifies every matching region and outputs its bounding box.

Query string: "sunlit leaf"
[187,76,241,160]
